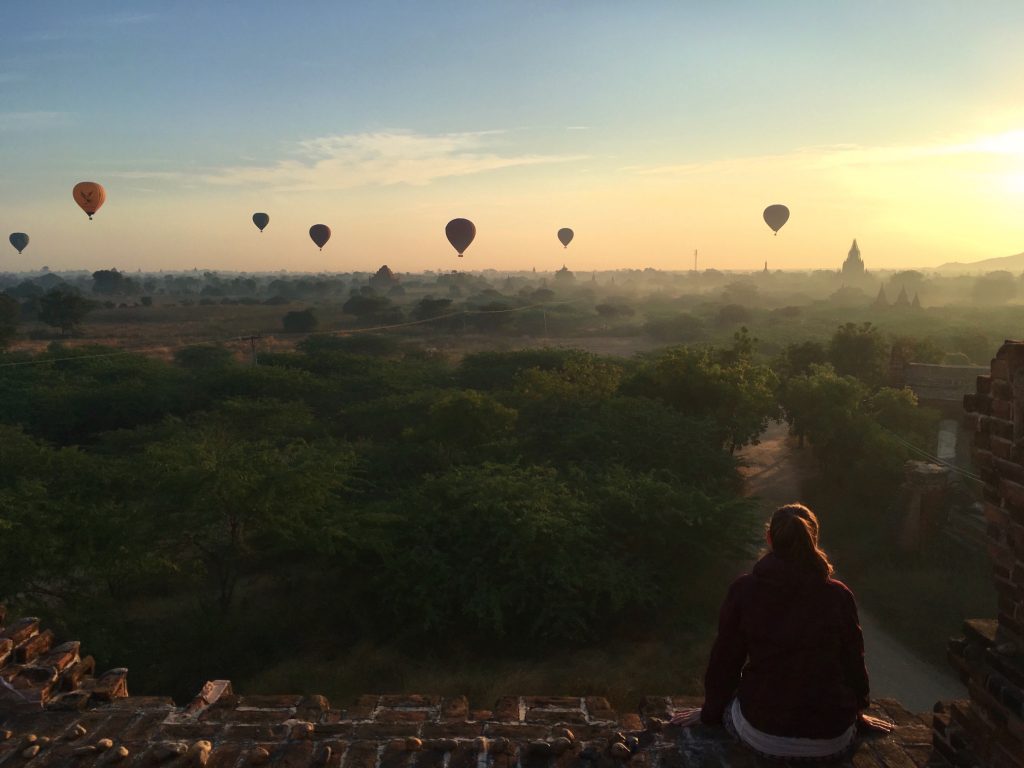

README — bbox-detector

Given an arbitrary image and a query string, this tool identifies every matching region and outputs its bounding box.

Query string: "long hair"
[768,503,834,581]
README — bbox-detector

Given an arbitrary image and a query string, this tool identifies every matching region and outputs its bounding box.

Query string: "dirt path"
[738,421,964,713]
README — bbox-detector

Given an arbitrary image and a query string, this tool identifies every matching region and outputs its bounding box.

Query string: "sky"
[2,1,1024,273]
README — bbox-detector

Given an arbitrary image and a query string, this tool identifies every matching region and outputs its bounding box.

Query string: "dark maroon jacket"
[700,552,870,739]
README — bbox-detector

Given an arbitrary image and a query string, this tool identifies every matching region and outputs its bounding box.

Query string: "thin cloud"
[0,111,70,130]
[633,129,1024,176]
[98,12,159,26]
[202,130,586,192]
[108,171,188,181]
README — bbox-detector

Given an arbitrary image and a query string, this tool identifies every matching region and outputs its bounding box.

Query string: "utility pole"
[246,334,259,366]
[694,249,698,272]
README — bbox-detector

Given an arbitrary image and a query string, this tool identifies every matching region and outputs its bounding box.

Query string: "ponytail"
[768,504,834,581]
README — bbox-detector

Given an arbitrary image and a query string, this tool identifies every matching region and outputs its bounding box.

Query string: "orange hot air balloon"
[445,218,475,257]
[73,182,106,220]
[762,204,790,235]
[309,224,331,250]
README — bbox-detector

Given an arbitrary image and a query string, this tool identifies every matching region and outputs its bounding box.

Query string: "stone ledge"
[0,686,933,768]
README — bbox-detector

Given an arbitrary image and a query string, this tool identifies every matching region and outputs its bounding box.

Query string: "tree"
[642,312,703,342]
[594,303,635,320]
[174,345,235,371]
[776,341,828,379]
[0,294,19,348]
[413,297,453,320]
[342,294,397,322]
[282,308,318,333]
[778,364,915,504]
[625,346,779,451]
[37,288,95,335]
[828,322,889,387]
[144,428,356,612]
[92,269,135,296]
[717,303,752,326]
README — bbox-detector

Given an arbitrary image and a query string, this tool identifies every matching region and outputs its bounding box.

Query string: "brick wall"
[938,340,1024,767]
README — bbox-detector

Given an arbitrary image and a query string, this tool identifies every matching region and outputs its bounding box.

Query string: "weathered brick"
[274,740,314,768]
[492,698,519,722]
[993,399,1014,420]
[379,695,440,709]
[995,458,1024,483]
[379,744,415,768]
[421,722,481,739]
[992,380,1015,400]
[238,694,303,709]
[341,741,378,768]
[440,696,468,721]
[992,436,1015,460]
[524,709,588,725]
[352,722,420,739]
[482,724,551,740]
[15,630,54,664]
[1001,478,1024,508]
[374,710,429,724]
[523,697,580,710]
[2,618,39,646]
[206,742,243,768]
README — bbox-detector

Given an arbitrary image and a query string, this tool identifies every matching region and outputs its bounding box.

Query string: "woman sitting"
[671,503,891,760]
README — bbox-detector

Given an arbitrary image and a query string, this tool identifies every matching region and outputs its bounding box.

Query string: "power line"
[882,428,985,485]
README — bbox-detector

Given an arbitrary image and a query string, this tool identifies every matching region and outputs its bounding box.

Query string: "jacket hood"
[751,551,821,588]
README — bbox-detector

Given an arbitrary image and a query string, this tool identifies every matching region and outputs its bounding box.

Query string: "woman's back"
[726,552,867,738]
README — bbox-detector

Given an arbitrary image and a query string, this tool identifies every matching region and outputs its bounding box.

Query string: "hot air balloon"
[763,204,790,235]
[445,218,476,257]
[557,228,574,248]
[73,182,106,220]
[252,212,269,232]
[309,224,331,250]
[8,233,29,254]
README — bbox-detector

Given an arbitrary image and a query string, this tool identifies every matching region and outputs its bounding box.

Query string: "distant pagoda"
[874,285,889,308]
[842,239,865,277]
[369,264,398,291]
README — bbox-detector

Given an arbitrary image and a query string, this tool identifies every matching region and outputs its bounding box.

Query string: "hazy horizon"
[3,2,1024,273]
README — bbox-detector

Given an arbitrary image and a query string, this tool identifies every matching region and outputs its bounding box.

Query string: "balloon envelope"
[763,204,790,234]
[9,233,29,254]
[73,182,106,220]
[557,228,574,248]
[445,218,476,257]
[252,212,269,232]
[309,224,331,250]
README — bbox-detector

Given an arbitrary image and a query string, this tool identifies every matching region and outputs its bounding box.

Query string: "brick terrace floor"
[0,690,939,768]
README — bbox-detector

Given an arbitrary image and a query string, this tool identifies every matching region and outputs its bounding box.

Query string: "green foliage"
[515,352,623,405]
[827,321,889,387]
[342,294,399,323]
[0,294,18,348]
[642,312,704,342]
[625,345,780,450]
[458,349,578,390]
[37,288,95,334]
[282,308,318,333]
[175,345,236,371]
[0,335,770,693]
[774,340,827,378]
[142,426,356,611]
[778,364,929,507]
[92,269,136,296]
